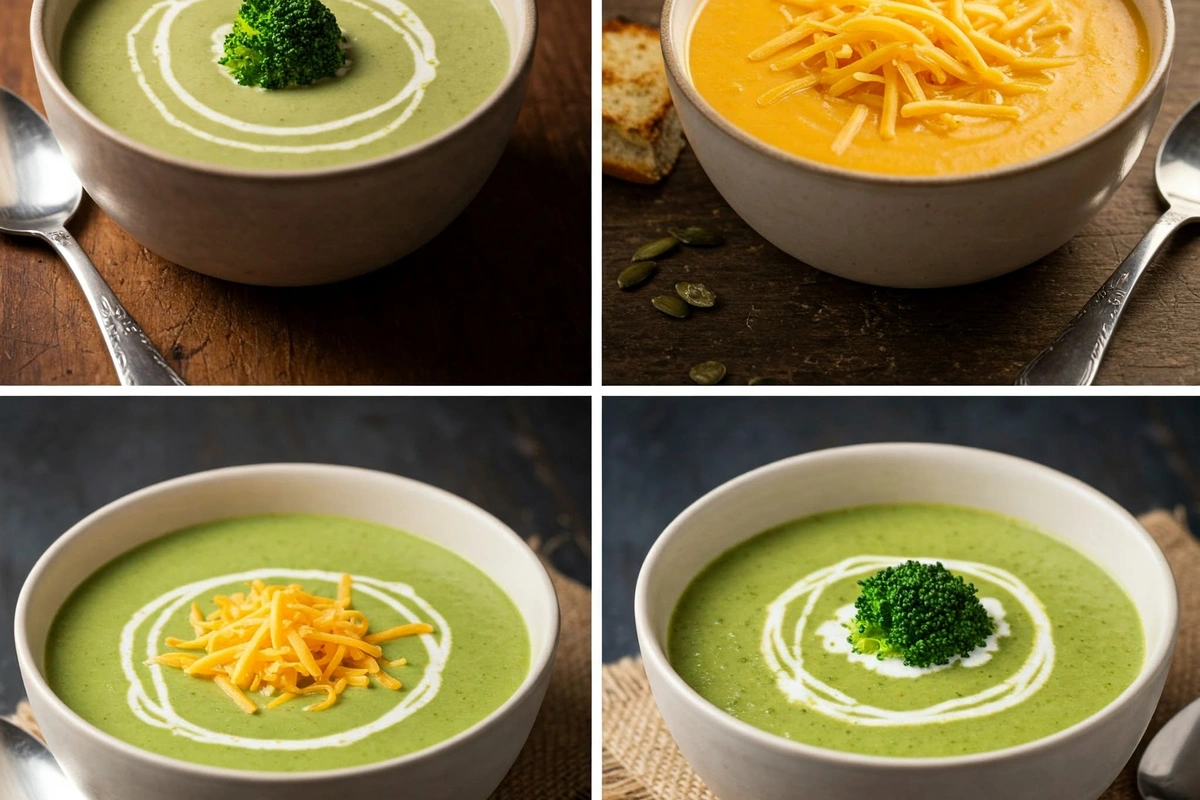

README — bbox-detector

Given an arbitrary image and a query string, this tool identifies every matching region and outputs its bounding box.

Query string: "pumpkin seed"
[669,226,725,247]
[748,376,781,385]
[618,261,657,289]
[632,236,679,262]
[690,361,727,385]
[676,282,716,308]
[652,295,690,319]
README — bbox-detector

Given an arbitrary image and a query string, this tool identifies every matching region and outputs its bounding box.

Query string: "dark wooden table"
[0,396,590,710]
[0,0,590,385]
[602,396,1200,660]
[602,0,1200,385]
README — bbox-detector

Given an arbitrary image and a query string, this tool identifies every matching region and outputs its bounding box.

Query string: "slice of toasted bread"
[602,18,685,184]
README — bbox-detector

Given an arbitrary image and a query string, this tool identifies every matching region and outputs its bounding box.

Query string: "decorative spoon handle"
[42,229,185,386]
[1015,207,1193,386]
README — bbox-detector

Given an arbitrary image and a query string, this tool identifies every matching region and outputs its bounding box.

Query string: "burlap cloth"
[603,509,1200,800]
[6,563,591,800]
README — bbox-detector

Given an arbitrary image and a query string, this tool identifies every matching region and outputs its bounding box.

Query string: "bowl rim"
[634,442,1179,769]
[660,0,1175,187]
[28,0,537,182]
[14,462,560,782]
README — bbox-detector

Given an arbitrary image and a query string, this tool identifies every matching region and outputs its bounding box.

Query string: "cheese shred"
[146,576,432,715]
[750,0,1075,154]
[832,103,870,154]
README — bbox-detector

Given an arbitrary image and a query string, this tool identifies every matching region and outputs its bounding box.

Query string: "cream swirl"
[761,556,1055,726]
[126,0,438,153]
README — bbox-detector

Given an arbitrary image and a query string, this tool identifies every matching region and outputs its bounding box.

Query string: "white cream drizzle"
[761,556,1055,726]
[120,569,450,749]
[125,0,439,153]
[815,597,1011,678]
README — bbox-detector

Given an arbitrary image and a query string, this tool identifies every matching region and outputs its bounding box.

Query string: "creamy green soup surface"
[668,503,1144,757]
[46,514,529,770]
[60,0,510,169]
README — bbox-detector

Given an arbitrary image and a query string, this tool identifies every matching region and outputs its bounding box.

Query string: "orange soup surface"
[688,0,1150,175]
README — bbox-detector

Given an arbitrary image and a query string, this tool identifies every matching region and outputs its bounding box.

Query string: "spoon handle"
[42,229,185,386]
[1015,207,1193,386]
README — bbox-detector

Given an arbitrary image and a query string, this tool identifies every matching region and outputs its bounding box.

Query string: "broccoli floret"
[219,0,347,90]
[845,560,994,668]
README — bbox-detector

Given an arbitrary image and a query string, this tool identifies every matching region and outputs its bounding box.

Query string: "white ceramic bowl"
[635,443,1178,800]
[15,463,559,800]
[660,0,1175,288]
[29,0,536,286]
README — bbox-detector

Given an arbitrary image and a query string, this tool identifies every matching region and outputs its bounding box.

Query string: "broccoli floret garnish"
[845,560,994,668]
[219,0,347,90]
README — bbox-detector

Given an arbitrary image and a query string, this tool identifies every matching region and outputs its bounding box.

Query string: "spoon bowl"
[1157,99,1200,210]
[0,719,87,800]
[1138,695,1200,800]
[0,88,183,385]
[0,91,80,234]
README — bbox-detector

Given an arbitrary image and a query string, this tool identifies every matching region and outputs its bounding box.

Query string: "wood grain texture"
[0,396,591,709]
[0,0,590,385]
[601,396,1200,660]
[602,0,1200,385]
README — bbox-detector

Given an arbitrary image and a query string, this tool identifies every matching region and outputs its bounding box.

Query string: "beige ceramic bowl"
[661,0,1175,288]
[30,0,536,286]
[15,464,559,800]
[636,443,1178,800]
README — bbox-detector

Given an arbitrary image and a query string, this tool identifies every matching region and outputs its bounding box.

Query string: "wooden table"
[0,1,590,385]
[601,396,1200,659]
[0,396,591,710]
[602,0,1200,385]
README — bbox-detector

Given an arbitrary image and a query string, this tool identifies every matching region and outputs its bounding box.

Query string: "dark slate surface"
[602,396,1200,661]
[0,397,590,710]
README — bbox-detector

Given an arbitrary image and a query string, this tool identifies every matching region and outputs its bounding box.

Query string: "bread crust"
[602,17,685,184]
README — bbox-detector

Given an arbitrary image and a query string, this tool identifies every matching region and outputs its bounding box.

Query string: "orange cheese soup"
[687,0,1150,175]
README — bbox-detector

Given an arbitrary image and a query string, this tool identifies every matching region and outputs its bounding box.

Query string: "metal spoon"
[1139,695,1200,800]
[1016,99,1200,385]
[0,718,87,800]
[0,89,184,386]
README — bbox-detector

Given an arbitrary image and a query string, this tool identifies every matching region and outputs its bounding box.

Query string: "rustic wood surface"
[0,396,591,707]
[0,0,590,386]
[602,396,1200,659]
[602,0,1200,385]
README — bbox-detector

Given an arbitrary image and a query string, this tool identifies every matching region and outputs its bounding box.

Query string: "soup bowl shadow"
[660,0,1175,288]
[635,443,1178,800]
[14,463,559,800]
[29,0,537,286]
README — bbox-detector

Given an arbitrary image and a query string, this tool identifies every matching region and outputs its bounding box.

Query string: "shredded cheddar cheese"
[146,576,432,714]
[750,0,1076,153]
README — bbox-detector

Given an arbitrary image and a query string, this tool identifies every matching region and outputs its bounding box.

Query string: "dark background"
[602,396,1200,661]
[0,396,590,711]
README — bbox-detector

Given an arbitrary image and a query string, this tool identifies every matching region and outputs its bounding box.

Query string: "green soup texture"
[60,0,510,169]
[46,514,529,770]
[668,503,1144,757]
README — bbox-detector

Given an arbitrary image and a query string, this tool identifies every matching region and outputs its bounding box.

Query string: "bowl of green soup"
[29,0,536,285]
[635,443,1177,800]
[15,463,558,799]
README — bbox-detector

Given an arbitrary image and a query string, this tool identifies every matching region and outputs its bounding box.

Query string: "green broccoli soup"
[46,514,529,770]
[668,503,1144,757]
[59,0,510,169]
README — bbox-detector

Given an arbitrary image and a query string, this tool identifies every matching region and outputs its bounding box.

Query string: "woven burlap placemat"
[603,509,1199,800]
[7,563,591,800]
